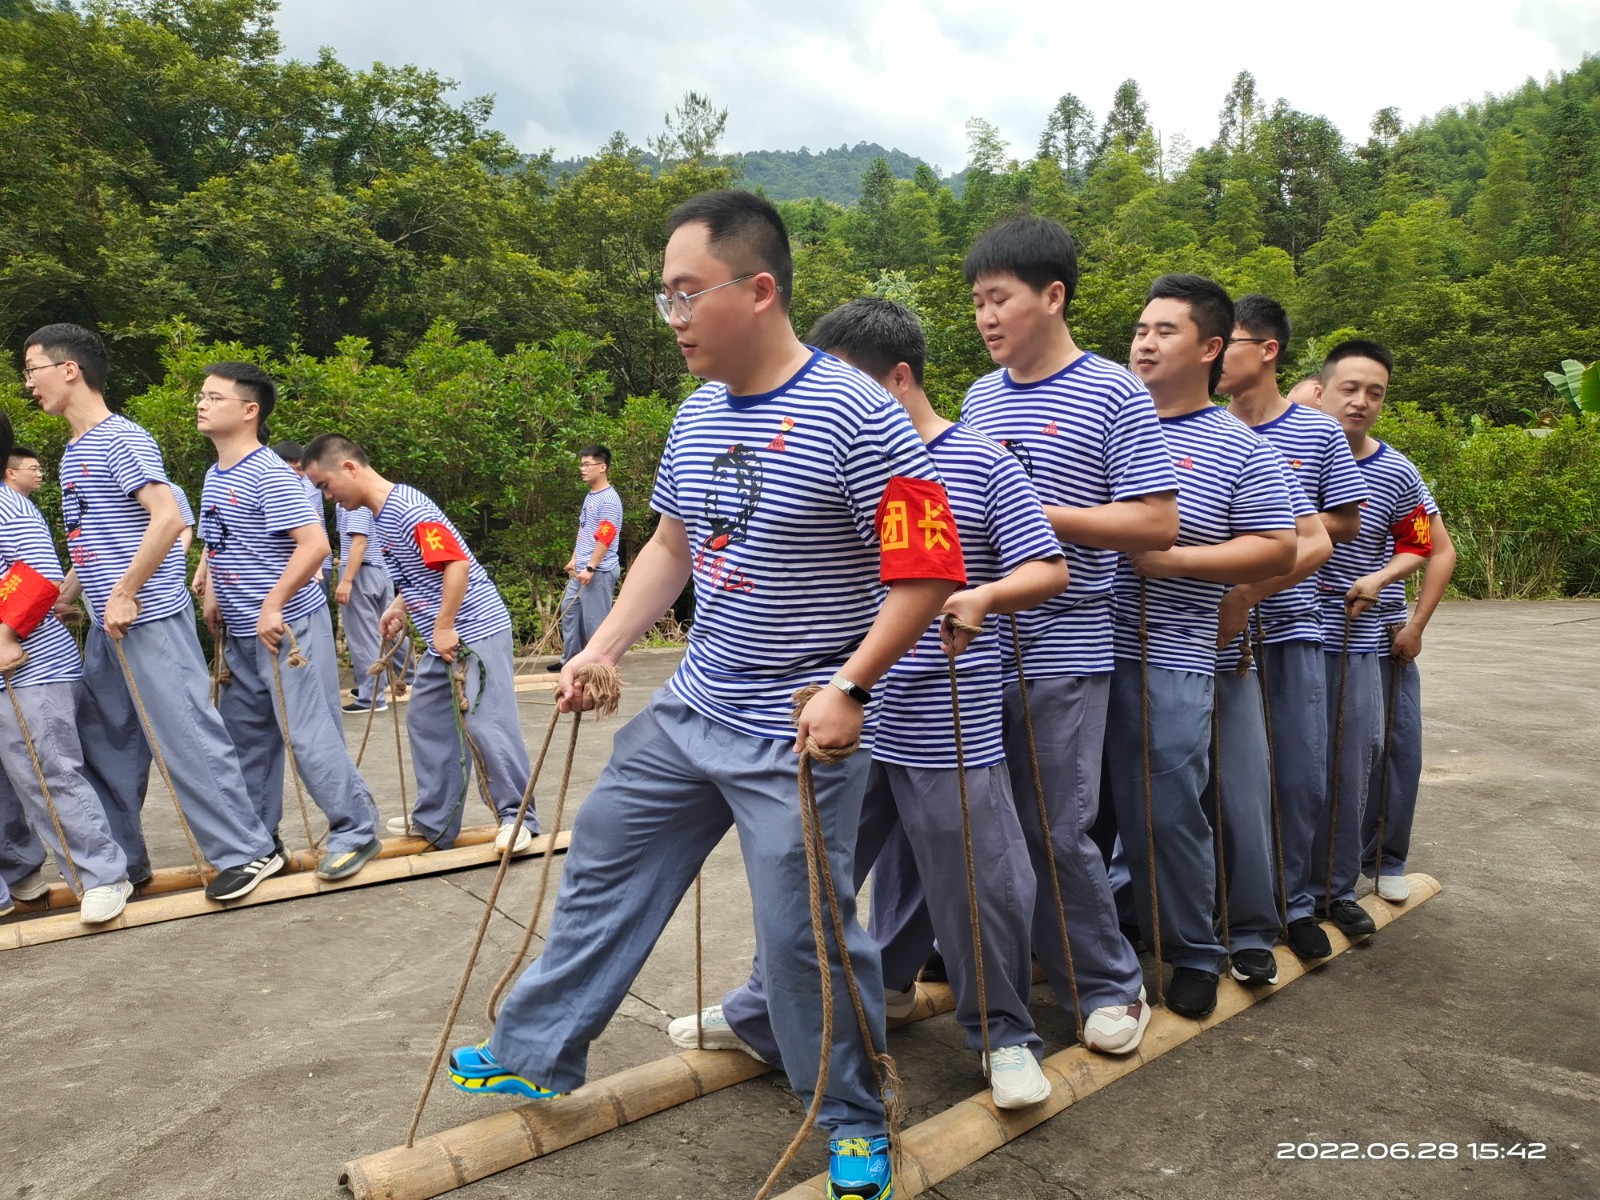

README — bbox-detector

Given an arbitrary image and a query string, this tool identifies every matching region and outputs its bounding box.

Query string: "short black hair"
[270,439,302,463]
[0,412,13,471]
[1146,273,1235,393]
[1321,338,1394,381]
[7,445,38,466]
[1233,294,1291,369]
[579,444,612,470]
[24,323,109,394]
[206,361,277,439]
[963,217,1080,312]
[667,189,793,311]
[301,433,369,470]
[807,297,927,387]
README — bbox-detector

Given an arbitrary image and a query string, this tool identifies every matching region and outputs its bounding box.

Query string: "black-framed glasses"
[193,390,246,407]
[1227,338,1270,345]
[21,361,69,379]
[655,274,766,325]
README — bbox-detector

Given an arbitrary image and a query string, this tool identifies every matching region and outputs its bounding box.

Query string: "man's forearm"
[114,509,186,600]
[1047,493,1179,553]
[435,561,468,629]
[1157,530,1297,585]
[1234,517,1333,604]
[839,578,958,691]
[1409,519,1456,632]
[266,536,331,609]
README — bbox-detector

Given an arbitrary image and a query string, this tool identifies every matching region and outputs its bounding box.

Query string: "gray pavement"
[1,604,1595,1200]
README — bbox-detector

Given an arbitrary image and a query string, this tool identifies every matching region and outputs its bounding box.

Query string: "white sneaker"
[1082,985,1151,1055]
[494,822,533,853]
[884,985,918,1020]
[666,1005,767,1062]
[12,867,50,901]
[386,816,416,837]
[985,1044,1051,1109]
[1376,874,1410,902]
[79,879,134,925]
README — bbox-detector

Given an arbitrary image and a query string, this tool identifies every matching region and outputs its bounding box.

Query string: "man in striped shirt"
[450,191,965,1200]
[335,500,395,713]
[958,217,1178,1055]
[1217,295,1367,962]
[22,323,282,902]
[553,445,622,670]
[301,435,535,855]
[198,363,382,882]
[1107,275,1297,1019]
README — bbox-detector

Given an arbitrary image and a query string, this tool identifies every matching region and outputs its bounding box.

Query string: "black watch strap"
[829,673,871,705]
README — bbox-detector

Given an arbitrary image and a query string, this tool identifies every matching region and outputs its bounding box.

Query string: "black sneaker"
[1285,917,1332,960]
[204,852,285,901]
[341,697,389,714]
[920,949,949,984]
[1120,921,1146,953]
[1166,968,1219,1018]
[544,662,563,673]
[1321,899,1377,936]
[1229,947,1280,986]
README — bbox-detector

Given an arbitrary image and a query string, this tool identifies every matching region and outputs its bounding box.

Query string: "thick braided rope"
[450,648,503,834]
[1209,687,1231,954]
[111,636,208,879]
[943,617,992,1077]
[1006,615,1084,1040]
[485,662,624,1022]
[1136,580,1165,1006]
[3,660,85,895]
[403,663,622,1149]
[1372,625,1406,893]
[694,872,705,1049]
[269,624,321,857]
[209,627,232,707]
[1321,611,1355,913]
[1251,607,1290,936]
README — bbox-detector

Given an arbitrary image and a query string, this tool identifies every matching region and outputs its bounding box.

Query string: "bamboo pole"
[773,873,1443,1199]
[340,983,960,1200]
[0,830,571,953]
[10,825,504,915]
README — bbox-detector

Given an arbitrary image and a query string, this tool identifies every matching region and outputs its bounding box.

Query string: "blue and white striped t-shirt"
[872,423,1062,771]
[375,484,509,652]
[1244,403,1368,645]
[961,354,1177,680]
[1317,442,1433,655]
[200,447,327,632]
[1378,478,1439,627]
[337,504,387,569]
[169,484,195,528]
[653,351,951,743]
[573,485,622,573]
[0,487,82,691]
[1217,453,1317,673]
[297,472,334,578]
[60,415,190,629]
[1113,406,1296,675]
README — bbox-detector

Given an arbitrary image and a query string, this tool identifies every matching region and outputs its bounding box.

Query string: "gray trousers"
[219,609,378,855]
[489,689,887,1139]
[1310,651,1383,905]
[1363,654,1421,877]
[1105,661,1225,974]
[407,628,535,843]
[1206,671,1280,952]
[0,681,129,892]
[0,768,46,889]
[725,759,1041,1057]
[77,609,274,878]
[559,568,617,663]
[343,567,394,704]
[1257,640,1329,922]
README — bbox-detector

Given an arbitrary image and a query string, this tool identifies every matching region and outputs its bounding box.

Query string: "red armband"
[875,476,966,585]
[594,519,618,547]
[1389,503,1433,558]
[0,561,61,639]
[414,521,469,570]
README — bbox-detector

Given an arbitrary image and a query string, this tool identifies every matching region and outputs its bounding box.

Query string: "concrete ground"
[1,601,1594,1200]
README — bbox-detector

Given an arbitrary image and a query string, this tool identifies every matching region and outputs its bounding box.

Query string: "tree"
[648,91,730,167]
[1526,98,1600,258]
[1097,80,1151,160]
[1466,130,1533,262]
[1037,93,1095,188]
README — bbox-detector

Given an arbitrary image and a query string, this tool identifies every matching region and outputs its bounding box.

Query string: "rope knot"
[572,661,624,718]
[789,683,861,762]
[284,627,309,669]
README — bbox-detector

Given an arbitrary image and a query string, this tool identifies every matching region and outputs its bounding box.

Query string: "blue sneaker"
[448,1041,563,1100]
[828,1136,893,1200]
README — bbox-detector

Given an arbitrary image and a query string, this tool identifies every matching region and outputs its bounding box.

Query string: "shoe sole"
[205,855,286,902]
[992,1078,1052,1109]
[448,1071,561,1099]
[1229,964,1281,986]
[316,840,383,881]
[12,881,51,902]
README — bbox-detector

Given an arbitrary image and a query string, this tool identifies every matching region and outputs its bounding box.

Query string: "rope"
[3,659,85,895]
[209,626,232,707]
[112,634,208,879]
[1209,685,1231,954]
[1372,626,1406,891]
[1251,608,1290,937]
[944,615,991,1078]
[1137,580,1165,1006]
[268,624,320,858]
[403,663,622,1149]
[1006,615,1082,1041]
[755,685,902,1200]
[694,872,705,1049]
[355,634,414,836]
[1321,612,1354,914]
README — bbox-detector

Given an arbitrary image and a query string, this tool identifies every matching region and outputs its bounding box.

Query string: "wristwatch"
[829,673,871,705]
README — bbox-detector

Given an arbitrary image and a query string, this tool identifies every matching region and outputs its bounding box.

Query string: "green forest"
[2,0,1599,637]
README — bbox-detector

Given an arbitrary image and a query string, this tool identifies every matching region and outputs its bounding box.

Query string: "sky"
[272,0,1600,172]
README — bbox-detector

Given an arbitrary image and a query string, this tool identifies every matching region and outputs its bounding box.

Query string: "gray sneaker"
[316,838,383,881]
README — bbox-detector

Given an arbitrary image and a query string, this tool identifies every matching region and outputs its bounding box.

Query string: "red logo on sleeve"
[594,519,618,547]
[414,521,469,570]
[875,476,966,585]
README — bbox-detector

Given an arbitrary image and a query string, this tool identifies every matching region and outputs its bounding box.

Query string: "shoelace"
[987,1044,1027,1070]
[833,1137,875,1157]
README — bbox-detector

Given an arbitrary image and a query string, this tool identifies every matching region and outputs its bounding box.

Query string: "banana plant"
[1545,359,1600,414]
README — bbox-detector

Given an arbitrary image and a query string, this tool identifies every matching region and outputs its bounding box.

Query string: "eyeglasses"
[654,274,766,325]
[1227,338,1270,346]
[21,361,69,379]
[193,391,246,406]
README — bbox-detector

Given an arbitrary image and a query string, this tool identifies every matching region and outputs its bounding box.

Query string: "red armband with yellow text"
[414,521,469,571]
[1389,503,1433,558]
[875,476,966,585]
[594,519,618,547]
[0,560,61,639]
